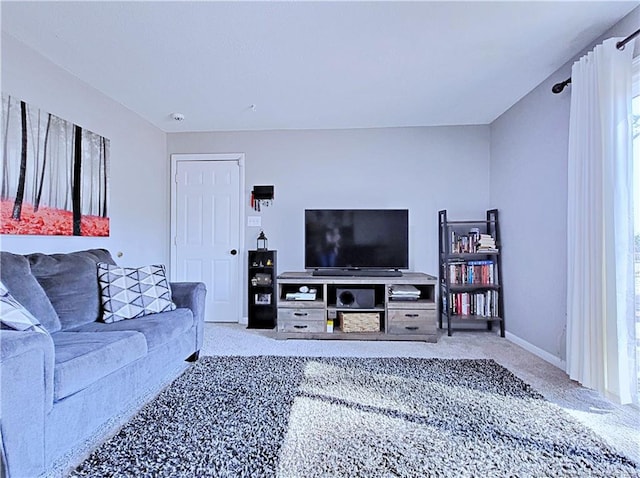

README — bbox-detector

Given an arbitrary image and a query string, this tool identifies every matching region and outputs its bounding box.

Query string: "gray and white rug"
[70,356,639,477]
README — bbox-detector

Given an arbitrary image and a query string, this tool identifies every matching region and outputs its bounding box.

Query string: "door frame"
[170,153,246,323]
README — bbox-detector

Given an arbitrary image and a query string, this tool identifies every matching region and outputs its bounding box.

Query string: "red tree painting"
[1,94,109,236]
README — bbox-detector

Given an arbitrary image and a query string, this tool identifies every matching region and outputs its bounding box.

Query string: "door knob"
[230,249,238,255]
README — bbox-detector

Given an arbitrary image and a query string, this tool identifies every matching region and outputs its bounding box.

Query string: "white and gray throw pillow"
[0,280,47,333]
[97,263,176,323]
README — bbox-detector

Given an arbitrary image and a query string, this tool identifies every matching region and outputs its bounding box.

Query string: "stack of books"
[449,260,494,284]
[447,290,499,317]
[476,234,497,252]
[388,284,421,301]
[285,289,317,300]
[450,231,498,253]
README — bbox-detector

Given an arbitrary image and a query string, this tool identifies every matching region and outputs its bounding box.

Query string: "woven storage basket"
[340,312,380,333]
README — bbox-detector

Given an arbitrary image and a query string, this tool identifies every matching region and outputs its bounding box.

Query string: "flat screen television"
[305,209,409,271]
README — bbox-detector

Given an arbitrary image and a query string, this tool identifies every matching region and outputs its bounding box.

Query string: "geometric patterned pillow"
[97,263,176,323]
[0,280,48,333]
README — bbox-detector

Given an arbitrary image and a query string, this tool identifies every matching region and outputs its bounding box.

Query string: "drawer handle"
[293,325,308,329]
[404,314,420,318]
[405,326,419,331]
[293,312,309,317]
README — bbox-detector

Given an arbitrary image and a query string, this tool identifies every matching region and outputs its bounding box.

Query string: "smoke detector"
[171,113,185,121]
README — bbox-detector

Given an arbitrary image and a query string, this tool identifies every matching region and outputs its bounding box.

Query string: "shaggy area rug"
[70,356,639,477]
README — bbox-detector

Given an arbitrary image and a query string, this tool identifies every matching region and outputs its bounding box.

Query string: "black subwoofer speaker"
[336,288,375,309]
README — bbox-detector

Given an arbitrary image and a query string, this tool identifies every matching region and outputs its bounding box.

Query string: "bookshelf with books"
[438,209,505,337]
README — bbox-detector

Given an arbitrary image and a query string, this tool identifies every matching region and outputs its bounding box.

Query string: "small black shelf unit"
[248,250,277,329]
[438,209,505,337]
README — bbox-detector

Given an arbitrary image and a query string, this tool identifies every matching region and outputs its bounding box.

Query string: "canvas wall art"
[1,94,109,236]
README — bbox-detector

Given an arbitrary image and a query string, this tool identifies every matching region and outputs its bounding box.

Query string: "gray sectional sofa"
[0,249,206,478]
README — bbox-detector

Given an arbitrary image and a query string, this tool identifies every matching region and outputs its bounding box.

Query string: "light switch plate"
[247,216,261,227]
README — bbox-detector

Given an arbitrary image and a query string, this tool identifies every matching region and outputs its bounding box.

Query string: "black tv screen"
[305,209,409,270]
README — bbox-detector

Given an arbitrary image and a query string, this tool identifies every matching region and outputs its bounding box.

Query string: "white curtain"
[566,37,636,405]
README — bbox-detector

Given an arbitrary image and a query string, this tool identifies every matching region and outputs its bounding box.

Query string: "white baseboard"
[505,331,566,371]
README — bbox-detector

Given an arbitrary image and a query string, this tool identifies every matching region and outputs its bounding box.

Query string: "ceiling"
[1,1,637,133]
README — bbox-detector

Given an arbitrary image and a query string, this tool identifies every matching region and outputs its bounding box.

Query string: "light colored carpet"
[202,323,640,464]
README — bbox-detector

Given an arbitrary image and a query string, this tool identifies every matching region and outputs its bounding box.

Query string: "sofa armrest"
[1,329,55,478]
[170,282,206,352]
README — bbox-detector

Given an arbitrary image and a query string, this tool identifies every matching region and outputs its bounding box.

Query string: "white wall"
[489,7,640,364]
[0,31,492,324]
[168,126,491,276]
[6,4,635,347]
[1,34,169,266]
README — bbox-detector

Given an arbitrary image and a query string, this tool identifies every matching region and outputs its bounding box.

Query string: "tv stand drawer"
[278,318,326,333]
[278,308,324,322]
[387,309,436,335]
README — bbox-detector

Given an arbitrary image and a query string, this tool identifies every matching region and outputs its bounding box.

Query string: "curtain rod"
[551,27,640,94]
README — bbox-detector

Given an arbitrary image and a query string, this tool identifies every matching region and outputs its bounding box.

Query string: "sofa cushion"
[27,249,117,330]
[0,280,48,333]
[97,263,176,323]
[51,331,147,401]
[0,251,61,333]
[71,308,194,352]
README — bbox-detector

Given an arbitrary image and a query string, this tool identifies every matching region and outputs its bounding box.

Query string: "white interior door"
[171,154,244,323]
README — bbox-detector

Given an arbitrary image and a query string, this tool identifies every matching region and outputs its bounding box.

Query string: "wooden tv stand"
[276,271,437,342]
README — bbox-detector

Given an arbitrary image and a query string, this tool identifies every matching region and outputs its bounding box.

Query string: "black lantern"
[257,231,268,250]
